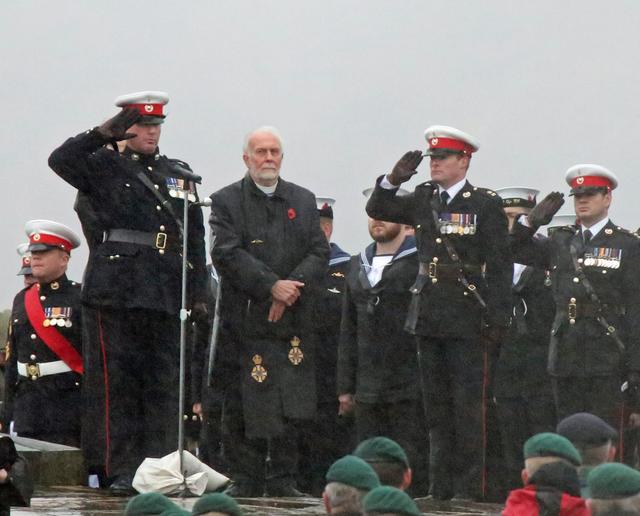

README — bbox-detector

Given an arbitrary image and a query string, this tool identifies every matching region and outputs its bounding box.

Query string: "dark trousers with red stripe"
[417,335,493,501]
[82,306,180,479]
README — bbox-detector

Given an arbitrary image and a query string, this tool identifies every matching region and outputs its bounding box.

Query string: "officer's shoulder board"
[472,186,498,198]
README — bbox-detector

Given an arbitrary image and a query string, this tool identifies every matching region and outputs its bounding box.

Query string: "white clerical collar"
[253,179,278,195]
[581,217,610,239]
[438,178,467,203]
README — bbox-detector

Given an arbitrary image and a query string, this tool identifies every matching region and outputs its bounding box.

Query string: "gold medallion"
[43,319,50,327]
[251,354,267,383]
[288,336,304,365]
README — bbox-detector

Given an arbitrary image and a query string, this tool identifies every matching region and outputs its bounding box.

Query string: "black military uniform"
[3,275,82,446]
[298,240,353,495]
[47,93,207,487]
[209,173,329,496]
[338,235,427,494]
[494,263,557,491]
[366,128,512,500]
[511,220,640,428]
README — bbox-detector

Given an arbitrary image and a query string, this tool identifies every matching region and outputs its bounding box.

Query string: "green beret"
[192,493,243,516]
[588,463,640,499]
[124,492,178,515]
[354,437,410,468]
[326,455,380,491]
[159,509,190,516]
[523,432,582,466]
[362,486,421,516]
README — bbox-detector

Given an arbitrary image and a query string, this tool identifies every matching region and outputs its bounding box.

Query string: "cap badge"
[251,354,267,383]
[576,176,584,185]
[24,257,30,265]
[431,138,438,146]
[144,104,153,112]
[33,234,41,241]
[605,228,613,235]
[288,336,304,365]
[463,192,471,198]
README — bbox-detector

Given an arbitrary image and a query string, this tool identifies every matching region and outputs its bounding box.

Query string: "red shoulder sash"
[24,284,83,374]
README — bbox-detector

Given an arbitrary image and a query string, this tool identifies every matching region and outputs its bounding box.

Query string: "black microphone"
[171,163,203,184]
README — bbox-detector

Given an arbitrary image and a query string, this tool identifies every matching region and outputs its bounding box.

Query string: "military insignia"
[431,138,438,146]
[576,176,584,185]
[27,363,40,380]
[144,104,153,112]
[327,287,341,294]
[288,336,304,365]
[33,234,41,241]
[439,213,476,235]
[43,307,72,328]
[50,281,59,290]
[250,239,264,245]
[331,272,345,278]
[463,192,471,198]
[583,247,621,269]
[605,228,613,235]
[43,319,50,327]
[166,177,197,202]
[251,355,267,383]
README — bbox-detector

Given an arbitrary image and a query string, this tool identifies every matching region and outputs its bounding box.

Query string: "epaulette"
[472,186,498,198]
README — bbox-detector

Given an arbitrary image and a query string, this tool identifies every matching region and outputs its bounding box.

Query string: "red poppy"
[288,208,296,220]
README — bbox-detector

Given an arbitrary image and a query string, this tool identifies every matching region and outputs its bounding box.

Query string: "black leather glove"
[95,108,141,141]
[527,192,565,230]
[388,150,423,186]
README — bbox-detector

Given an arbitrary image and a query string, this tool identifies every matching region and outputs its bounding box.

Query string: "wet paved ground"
[12,487,503,515]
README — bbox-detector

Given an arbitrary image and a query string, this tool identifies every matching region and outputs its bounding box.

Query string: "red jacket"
[502,485,590,516]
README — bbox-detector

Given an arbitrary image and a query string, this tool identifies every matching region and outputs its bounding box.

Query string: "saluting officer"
[493,187,557,494]
[365,126,512,501]
[298,197,353,496]
[511,165,640,441]
[2,220,82,447]
[48,91,208,493]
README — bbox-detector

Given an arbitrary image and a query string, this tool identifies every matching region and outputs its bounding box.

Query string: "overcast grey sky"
[1,0,639,308]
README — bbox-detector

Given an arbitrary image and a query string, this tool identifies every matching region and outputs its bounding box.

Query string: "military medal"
[288,336,304,365]
[43,319,50,327]
[251,354,267,383]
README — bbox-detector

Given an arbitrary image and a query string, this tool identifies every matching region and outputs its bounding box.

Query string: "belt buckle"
[428,262,437,278]
[155,232,167,250]
[568,299,577,324]
[27,363,40,380]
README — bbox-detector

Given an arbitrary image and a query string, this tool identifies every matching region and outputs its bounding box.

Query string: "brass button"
[432,257,438,263]
[125,183,130,188]
[160,225,165,231]
[577,258,583,264]
[154,184,160,190]
[156,205,161,211]
[431,278,438,284]
[159,249,165,255]
[570,297,576,303]
[147,166,153,171]
[573,277,580,283]
[30,354,36,360]
[30,334,36,340]
[40,296,46,301]
[436,238,442,244]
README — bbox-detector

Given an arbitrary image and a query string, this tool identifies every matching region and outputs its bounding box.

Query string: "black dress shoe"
[223,482,263,498]
[108,474,135,496]
[266,484,308,497]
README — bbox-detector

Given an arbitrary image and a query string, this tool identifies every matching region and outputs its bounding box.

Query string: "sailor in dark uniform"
[510,165,640,446]
[365,125,512,500]
[493,187,557,493]
[298,197,353,496]
[338,191,427,495]
[48,91,208,492]
[2,220,82,447]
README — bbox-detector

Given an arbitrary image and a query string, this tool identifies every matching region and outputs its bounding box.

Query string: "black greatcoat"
[510,220,640,426]
[366,178,512,335]
[48,130,208,313]
[2,276,82,446]
[209,174,329,438]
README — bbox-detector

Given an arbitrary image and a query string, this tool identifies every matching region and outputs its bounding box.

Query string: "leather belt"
[18,360,72,380]
[105,229,176,251]
[418,262,482,281]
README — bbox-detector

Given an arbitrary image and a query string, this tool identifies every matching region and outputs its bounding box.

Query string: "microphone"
[171,163,203,184]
